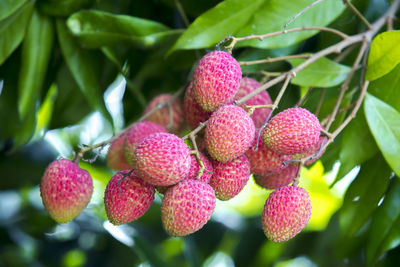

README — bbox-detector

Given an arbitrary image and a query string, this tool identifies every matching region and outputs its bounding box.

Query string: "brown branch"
[239,54,311,66]
[343,0,372,30]
[315,88,325,116]
[296,88,314,107]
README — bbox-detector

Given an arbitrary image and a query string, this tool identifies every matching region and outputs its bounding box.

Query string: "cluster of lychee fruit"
[40,50,326,243]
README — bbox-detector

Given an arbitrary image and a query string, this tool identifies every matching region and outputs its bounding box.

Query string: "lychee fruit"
[254,165,298,190]
[40,159,93,223]
[161,179,216,236]
[262,186,311,242]
[183,83,212,129]
[235,77,273,128]
[292,136,327,165]
[205,105,255,162]
[143,93,184,133]
[193,51,242,112]
[104,171,155,225]
[209,154,251,201]
[106,132,131,171]
[133,132,191,186]
[263,107,321,155]
[245,135,291,176]
[124,121,167,165]
[187,152,214,184]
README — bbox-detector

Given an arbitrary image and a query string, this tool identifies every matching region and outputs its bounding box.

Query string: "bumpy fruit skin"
[262,186,311,242]
[124,121,167,165]
[161,179,216,236]
[106,132,131,171]
[210,154,251,200]
[246,135,291,175]
[183,83,212,129]
[133,132,191,186]
[235,77,272,128]
[205,105,255,162]
[40,159,93,223]
[292,136,327,166]
[193,51,242,112]
[143,94,184,133]
[187,152,213,184]
[254,165,298,190]
[263,107,321,155]
[104,171,154,225]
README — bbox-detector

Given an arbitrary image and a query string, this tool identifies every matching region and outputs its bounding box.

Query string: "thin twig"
[174,0,190,27]
[343,0,373,29]
[239,54,311,66]
[285,0,327,28]
[315,88,325,116]
[296,88,314,107]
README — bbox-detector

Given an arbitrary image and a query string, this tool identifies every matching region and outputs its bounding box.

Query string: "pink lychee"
[205,105,255,162]
[262,186,311,242]
[183,83,212,129]
[254,165,298,190]
[187,152,213,184]
[40,159,93,223]
[263,107,321,155]
[133,132,191,186]
[161,179,216,236]
[193,51,242,111]
[209,154,251,200]
[104,171,155,225]
[106,131,131,171]
[292,136,328,165]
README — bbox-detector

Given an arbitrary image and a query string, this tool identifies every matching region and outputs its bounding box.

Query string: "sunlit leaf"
[366,31,400,81]
[364,93,400,177]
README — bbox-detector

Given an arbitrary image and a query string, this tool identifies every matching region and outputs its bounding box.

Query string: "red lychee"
[209,154,251,200]
[235,77,273,128]
[187,152,213,184]
[263,107,321,155]
[143,93,184,133]
[133,132,191,186]
[193,51,242,111]
[40,159,93,223]
[292,136,328,165]
[161,179,216,236]
[183,83,212,129]
[254,165,298,190]
[104,171,155,225]
[106,131,131,171]
[262,186,311,242]
[205,105,255,162]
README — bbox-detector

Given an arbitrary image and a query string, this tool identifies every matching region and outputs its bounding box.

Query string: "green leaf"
[56,20,112,124]
[67,10,182,49]
[333,108,378,185]
[0,0,27,20]
[366,31,400,81]
[369,64,400,113]
[367,178,400,265]
[38,0,93,17]
[170,0,264,51]
[288,56,351,87]
[339,155,391,240]
[0,0,34,65]
[18,9,54,120]
[33,83,58,140]
[236,0,346,49]
[364,93,400,177]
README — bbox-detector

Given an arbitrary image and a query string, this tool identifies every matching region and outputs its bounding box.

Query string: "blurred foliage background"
[1,0,400,266]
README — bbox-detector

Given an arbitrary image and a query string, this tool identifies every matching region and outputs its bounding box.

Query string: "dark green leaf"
[236,0,346,49]
[339,155,391,240]
[367,178,400,265]
[288,56,351,87]
[56,20,112,124]
[366,31,400,81]
[38,0,93,17]
[171,0,264,51]
[67,10,182,49]
[369,64,400,113]
[0,0,27,20]
[333,108,378,185]
[0,0,34,65]
[364,93,400,177]
[18,9,54,120]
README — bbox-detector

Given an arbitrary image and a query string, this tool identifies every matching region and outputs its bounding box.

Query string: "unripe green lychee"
[254,165,298,190]
[292,136,327,165]
[161,179,216,236]
[143,93,184,133]
[124,121,167,165]
[106,132,131,171]
[133,132,191,186]
[245,135,291,176]
[263,107,321,155]
[262,186,311,242]
[183,83,212,129]
[205,105,255,162]
[209,154,250,200]
[104,171,155,225]
[235,77,272,128]
[40,159,93,223]
[193,51,242,112]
